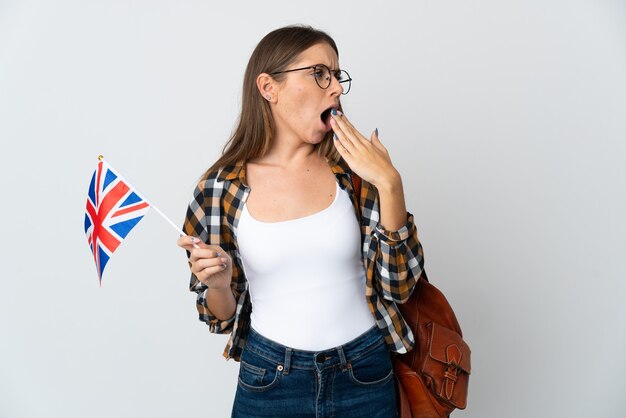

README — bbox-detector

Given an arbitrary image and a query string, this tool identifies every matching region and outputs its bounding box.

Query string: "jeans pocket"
[347,341,394,387]
[237,350,283,393]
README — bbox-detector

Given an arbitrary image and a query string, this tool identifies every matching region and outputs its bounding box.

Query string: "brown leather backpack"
[394,271,471,417]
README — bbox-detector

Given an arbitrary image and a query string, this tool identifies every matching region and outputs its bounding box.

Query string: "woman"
[178,25,424,417]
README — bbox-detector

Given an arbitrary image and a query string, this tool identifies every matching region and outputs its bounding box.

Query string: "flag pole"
[98,155,198,247]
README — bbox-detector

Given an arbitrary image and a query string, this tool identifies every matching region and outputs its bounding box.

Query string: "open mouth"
[320,107,336,132]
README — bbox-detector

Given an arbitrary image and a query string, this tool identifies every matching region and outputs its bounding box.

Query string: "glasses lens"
[313,65,332,89]
[312,65,351,94]
[338,70,351,95]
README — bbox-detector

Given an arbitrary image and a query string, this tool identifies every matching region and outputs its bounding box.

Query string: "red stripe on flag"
[112,201,149,217]
[98,227,121,253]
[98,182,130,221]
[86,201,101,261]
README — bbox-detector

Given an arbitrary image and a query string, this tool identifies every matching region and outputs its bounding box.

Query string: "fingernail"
[190,237,198,243]
[216,251,221,257]
[336,110,343,116]
[221,263,227,270]
[220,257,227,263]
[331,108,337,116]
[375,128,379,136]
[333,133,338,140]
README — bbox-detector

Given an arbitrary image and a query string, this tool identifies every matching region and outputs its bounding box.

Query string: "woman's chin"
[312,132,330,144]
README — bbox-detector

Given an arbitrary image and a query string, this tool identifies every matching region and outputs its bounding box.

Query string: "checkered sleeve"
[182,178,235,334]
[373,212,424,303]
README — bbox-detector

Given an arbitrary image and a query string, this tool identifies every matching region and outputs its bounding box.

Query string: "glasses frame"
[270,64,352,95]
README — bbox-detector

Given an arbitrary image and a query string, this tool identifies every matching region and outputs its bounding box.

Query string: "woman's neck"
[253,136,320,169]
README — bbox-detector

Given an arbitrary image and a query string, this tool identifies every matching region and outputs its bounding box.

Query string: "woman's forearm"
[376,170,408,232]
[204,286,237,320]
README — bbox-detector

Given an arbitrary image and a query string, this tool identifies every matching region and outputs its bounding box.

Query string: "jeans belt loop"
[283,348,292,375]
[337,346,348,371]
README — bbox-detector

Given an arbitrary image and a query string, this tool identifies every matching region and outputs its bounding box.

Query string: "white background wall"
[1,1,625,417]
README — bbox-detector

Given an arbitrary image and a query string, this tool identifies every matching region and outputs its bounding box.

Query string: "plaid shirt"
[183,158,424,360]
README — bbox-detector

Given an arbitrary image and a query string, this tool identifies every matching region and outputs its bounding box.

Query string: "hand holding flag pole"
[84,155,198,285]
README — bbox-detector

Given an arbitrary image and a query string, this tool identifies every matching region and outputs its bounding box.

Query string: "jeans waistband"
[244,326,386,373]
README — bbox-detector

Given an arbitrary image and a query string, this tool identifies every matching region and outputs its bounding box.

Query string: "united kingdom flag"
[84,158,151,284]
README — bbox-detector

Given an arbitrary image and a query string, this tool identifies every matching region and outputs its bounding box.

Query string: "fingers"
[189,247,221,262]
[371,127,379,143]
[177,235,232,288]
[331,111,389,158]
[333,111,360,137]
[192,253,229,276]
[178,235,229,268]
[333,133,349,159]
[190,247,230,280]
[370,127,388,153]
[177,235,209,250]
[330,112,362,151]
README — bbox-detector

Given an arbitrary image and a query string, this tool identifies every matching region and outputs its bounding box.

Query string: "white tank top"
[236,181,376,350]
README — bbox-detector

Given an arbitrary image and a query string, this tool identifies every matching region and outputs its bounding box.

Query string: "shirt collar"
[216,161,246,184]
[327,157,353,178]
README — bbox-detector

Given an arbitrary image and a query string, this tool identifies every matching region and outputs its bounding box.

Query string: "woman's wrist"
[206,283,232,292]
[204,285,237,320]
[374,169,402,194]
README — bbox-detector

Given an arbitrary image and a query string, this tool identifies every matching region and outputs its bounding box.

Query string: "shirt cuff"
[374,212,415,244]
[190,275,207,293]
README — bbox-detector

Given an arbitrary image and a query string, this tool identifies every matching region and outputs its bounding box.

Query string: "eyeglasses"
[270,64,352,95]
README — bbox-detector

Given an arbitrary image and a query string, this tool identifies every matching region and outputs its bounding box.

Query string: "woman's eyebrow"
[312,63,341,71]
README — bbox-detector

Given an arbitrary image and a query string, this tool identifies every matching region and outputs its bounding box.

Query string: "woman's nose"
[328,75,343,95]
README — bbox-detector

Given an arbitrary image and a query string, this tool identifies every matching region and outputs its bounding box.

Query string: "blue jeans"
[232,326,397,418]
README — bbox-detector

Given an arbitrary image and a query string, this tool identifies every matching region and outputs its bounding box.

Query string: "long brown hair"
[205,25,342,176]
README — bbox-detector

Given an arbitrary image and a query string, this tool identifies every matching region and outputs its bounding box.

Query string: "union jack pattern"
[84,160,150,284]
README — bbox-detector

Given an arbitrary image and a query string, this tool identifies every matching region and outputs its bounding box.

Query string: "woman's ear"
[257,73,277,103]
